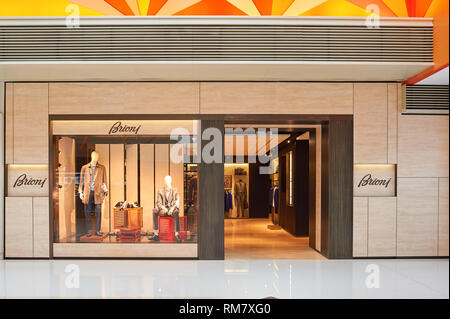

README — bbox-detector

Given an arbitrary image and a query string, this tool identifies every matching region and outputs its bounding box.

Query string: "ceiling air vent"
[0,23,433,63]
[404,85,449,115]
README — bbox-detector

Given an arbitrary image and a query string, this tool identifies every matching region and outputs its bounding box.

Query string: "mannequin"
[234,178,247,218]
[150,175,182,243]
[79,151,108,237]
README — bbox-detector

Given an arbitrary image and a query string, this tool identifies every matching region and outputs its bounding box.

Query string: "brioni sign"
[354,164,396,197]
[7,165,49,197]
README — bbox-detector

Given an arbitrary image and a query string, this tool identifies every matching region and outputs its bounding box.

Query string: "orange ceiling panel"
[174,0,247,15]
[148,0,169,15]
[104,0,135,15]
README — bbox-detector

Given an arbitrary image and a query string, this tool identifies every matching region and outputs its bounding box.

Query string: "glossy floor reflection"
[0,259,448,299]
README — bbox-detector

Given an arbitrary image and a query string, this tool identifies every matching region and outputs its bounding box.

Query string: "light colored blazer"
[156,187,180,211]
[79,163,107,205]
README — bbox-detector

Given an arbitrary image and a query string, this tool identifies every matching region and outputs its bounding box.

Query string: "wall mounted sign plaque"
[354,164,396,197]
[7,165,49,197]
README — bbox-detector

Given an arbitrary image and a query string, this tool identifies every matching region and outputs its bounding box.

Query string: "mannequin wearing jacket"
[234,179,247,218]
[79,151,108,237]
[150,176,182,243]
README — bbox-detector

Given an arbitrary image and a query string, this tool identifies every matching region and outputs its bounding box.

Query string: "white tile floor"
[0,259,448,299]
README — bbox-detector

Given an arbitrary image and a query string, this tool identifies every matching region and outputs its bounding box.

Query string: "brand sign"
[354,165,396,197]
[52,120,195,136]
[8,165,49,197]
[108,121,142,135]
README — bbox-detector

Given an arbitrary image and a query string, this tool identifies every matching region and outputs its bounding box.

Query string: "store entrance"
[223,125,324,259]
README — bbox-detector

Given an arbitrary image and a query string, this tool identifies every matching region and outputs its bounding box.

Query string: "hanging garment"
[188,176,198,205]
[269,186,274,209]
[273,186,279,214]
[224,191,233,212]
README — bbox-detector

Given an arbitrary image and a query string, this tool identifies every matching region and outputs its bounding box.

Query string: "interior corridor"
[225,218,324,260]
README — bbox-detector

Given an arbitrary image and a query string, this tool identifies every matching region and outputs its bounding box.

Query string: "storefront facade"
[0,15,448,260]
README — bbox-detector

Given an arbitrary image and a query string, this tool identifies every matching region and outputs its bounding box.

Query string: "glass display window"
[52,120,199,245]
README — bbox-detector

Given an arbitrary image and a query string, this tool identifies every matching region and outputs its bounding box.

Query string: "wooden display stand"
[114,207,144,242]
[114,207,143,229]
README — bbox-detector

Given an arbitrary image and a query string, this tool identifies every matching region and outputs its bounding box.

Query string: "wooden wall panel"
[387,83,398,164]
[200,82,353,114]
[353,197,368,257]
[199,120,224,260]
[397,178,439,257]
[33,197,49,258]
[95,144,110,234]
[368,197,396,257]
[5,197,33,258]
[5,83,14,164]
[398,115,449,178]
[49,82,200,114]
[13,83,48,164]
[354,83,388,164]
[439,178,449,256]
[140,144,155,232]
[326,120,354,259]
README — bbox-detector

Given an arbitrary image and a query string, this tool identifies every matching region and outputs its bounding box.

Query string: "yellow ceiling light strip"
[0,0,104,16]
[137,0,151,15]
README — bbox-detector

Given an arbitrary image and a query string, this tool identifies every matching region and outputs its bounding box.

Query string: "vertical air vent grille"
[404,85,449,115]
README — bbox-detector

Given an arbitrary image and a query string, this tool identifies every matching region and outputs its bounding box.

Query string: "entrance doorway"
[223,124,323,259]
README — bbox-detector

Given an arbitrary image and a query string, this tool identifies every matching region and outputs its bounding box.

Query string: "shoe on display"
[115,201,124,208]
[175,234,182,243]
[121,201,127,209]
[149,234,160,242]
[86,231,92,238]
[132,202,139,208]
[95,231,103,237]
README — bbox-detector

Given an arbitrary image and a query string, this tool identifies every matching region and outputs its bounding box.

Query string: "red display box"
[159,216,174,241]
[159,216,187,241]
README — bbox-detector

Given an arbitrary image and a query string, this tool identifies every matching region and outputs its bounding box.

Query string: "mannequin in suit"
[149,176,182,243]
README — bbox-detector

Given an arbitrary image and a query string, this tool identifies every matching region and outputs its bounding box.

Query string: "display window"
[52,120,198,245]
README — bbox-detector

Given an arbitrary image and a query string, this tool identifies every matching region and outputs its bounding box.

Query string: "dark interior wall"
[279,145,294,235]
[249,163,270,218]
[198,119,225,260]
[321,119,353,259]
[278,140,309,237]
[295,140,309,237]
[308,130,317,250]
